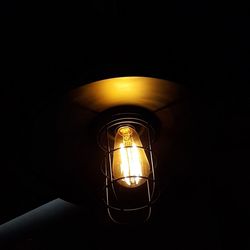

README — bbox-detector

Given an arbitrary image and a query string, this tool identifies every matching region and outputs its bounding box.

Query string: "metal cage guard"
[98,115,159,224]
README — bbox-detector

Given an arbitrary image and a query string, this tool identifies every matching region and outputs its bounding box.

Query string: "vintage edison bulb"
[112,125,150,188]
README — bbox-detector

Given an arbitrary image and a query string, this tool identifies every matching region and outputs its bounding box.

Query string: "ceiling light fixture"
[68,76,187,224]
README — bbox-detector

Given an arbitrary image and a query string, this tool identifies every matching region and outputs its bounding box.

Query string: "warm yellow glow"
[119,143,142,186]
[70,76,181,112]
[112,126,150,188]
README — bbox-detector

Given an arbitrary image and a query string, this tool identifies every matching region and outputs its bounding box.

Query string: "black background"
[1,1,250,249]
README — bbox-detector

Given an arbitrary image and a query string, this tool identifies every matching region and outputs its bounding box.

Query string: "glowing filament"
[120,143,142,186]
[112,126,150,188]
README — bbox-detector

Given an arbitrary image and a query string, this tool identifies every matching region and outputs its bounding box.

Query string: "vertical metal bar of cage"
[105,125,119,223]
[145,179,152,222]
[104,125,111,214]
[143,123,154,222]
[147,123,156,198]
[106,124,118,201]
[105,151,110,210]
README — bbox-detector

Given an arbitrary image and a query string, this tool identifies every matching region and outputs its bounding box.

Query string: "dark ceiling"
[1,1,250,249]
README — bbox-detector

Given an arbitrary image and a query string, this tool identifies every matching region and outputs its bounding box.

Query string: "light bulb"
[112,125,150,188]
